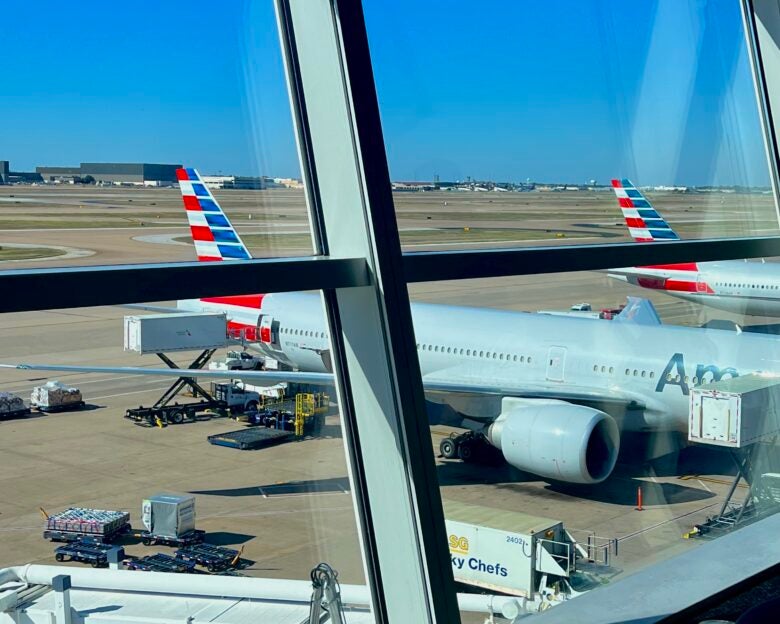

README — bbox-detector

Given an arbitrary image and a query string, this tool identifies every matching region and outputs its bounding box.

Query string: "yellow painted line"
[679,475,748,488]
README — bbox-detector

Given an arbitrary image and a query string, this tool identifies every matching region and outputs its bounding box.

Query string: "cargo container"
[142,493,196,538]
[444,500,577,598]
[124,312,228,354]
[689,374,780,448]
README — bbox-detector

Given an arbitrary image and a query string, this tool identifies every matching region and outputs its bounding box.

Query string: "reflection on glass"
[365,0,777,251]
[405,259,780,614]
[0,290,371,618]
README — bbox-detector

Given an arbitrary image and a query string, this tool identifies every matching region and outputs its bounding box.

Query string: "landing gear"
[440,437,458,459]
[439,431,487,463]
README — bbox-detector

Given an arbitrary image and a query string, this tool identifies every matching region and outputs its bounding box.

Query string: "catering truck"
[443,500,615,611]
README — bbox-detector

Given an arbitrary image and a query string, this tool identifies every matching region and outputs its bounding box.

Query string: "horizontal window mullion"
[0,256,370,313]
[402,236,780,282]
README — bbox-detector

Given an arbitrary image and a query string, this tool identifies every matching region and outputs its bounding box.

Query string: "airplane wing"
[0,361,657,412]
[420,368,654,411]
[0,363,334,387]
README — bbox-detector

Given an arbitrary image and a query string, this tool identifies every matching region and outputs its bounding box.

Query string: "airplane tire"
[440,438,458,459]
[458,442,474,462]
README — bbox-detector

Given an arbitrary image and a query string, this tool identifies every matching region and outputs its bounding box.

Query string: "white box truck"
[444,500,576,598]
[689,374,780,448]
[124,312,228,354]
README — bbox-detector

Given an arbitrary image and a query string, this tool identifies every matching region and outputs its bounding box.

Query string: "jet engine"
[486,398,620,484]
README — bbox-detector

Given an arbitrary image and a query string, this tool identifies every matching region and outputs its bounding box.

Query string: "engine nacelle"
[487,398,619,484]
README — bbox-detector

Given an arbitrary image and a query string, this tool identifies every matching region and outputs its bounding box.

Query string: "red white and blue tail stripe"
[611,178,680,242]
[177,167,251,262]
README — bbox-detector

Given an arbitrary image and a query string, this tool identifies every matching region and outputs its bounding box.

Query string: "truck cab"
[211,382,261,413]
[209,351,264,371]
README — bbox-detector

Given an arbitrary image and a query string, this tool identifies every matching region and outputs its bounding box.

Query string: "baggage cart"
[175,543,241,572]
[138,528,205,547]
[207,427,294,450]
[126,553,196,574]
[54,539,113,568]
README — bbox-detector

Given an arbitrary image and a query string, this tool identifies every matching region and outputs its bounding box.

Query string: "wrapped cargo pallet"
[46,507,130,537]
[0,392,27,416]
[31,380,83,409]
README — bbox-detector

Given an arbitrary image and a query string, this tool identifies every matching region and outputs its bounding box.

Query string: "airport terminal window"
[6,1,780,623]
[365,0,776,253]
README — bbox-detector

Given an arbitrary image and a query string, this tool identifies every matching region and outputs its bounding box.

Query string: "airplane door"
[546,346,567,382]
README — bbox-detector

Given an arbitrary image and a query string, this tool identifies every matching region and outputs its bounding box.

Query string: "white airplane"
[6,168,780,487]
[608,179,780,316]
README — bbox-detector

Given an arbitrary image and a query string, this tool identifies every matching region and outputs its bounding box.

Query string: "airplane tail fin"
[177,167,251,261]
[611,179,680,242]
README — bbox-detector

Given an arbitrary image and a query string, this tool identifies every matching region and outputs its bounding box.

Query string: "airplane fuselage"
[611,261,780,316]
[180,292,780,433]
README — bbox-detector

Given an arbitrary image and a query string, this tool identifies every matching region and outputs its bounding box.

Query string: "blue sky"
[0,1,770,186]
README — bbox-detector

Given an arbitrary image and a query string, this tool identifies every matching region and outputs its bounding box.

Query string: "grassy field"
[0,246,67,261]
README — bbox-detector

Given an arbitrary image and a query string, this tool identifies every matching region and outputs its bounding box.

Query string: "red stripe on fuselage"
[227,320,259,342]
[665,280,714,294]
[640,263,699,272]
[202,294,265,309]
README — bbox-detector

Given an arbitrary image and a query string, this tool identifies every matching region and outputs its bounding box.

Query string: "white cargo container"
[444,500,575,597]
[689,374,780,448]
[124,312,228,354]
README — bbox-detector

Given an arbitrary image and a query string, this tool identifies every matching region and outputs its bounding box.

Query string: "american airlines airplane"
[6,169,780,487]
[608,178,780,316]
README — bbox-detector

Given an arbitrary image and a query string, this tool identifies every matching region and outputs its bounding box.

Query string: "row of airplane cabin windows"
[717,281,779,290]
[281,327,327,339]
[596,364,709,385]
[416,343,532,364]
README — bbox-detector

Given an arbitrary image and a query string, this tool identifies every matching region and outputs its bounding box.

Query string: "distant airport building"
[0,160,43,184]
[201,175,281,190]
[36,162,181,185]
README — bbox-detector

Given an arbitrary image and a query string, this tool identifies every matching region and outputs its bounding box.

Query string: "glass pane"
[0,2,310,270]
[407,253,780,619]
[365,0,778,251]
[0,290,373,621]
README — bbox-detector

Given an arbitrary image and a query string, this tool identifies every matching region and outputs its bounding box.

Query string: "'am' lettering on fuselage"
[655,353,739,396]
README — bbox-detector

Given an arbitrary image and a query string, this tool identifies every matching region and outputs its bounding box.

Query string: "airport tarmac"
[0,185,776,599]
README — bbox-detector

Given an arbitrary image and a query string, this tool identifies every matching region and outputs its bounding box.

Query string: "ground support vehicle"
[175,543,242,572]
[43,507,131,544]
[439,430,501,464]
[138,528,205,547]
[208,350,264,371]
[54,539,113,568]
[126,553,196,574]
[0,392,31,420]
[126,399,229,427]
[125,353,261,426]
